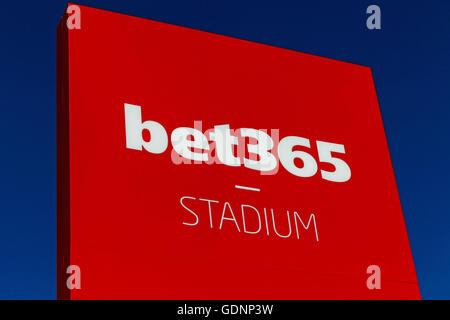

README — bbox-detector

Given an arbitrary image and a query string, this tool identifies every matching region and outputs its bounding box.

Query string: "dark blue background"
[0,0,448,299]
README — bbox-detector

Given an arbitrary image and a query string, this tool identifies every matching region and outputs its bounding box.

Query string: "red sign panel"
[57,4,420,299]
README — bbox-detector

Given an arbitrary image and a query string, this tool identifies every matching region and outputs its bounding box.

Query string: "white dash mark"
[235,185,260,192]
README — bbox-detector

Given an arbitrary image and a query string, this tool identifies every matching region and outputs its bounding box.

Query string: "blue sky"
[0,0,449,299]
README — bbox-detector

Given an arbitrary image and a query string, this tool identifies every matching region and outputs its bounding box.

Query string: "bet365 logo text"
[124,103,351,182]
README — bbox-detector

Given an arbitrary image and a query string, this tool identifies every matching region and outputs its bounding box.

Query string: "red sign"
[57,4,420,299]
